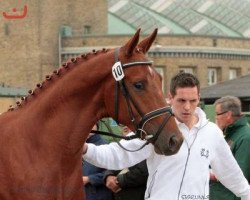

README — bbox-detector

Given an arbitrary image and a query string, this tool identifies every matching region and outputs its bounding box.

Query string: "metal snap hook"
[145,135,153,140]
[137,128,148,140]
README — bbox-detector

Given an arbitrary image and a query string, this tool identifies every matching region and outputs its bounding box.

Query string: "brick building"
[0,0,107,88]
[61,33,250,94]
[1,0,250,113]
[61,0,250,94]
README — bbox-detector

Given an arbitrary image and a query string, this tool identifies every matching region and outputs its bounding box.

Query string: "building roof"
[200,74,250,100]
[0,85,27,97]
[108,0,250,38]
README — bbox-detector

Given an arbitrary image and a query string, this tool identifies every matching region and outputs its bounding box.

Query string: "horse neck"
[13,50,114,154]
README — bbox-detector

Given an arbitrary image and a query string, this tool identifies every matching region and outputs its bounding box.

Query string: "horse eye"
[133,82,144,90]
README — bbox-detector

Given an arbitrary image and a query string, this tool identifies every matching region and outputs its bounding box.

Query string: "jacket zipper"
[145,170,157,199]
[177,122,209,200]
[177,146,191,200]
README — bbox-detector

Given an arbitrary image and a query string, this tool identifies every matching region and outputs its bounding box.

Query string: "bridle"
[112,48,174,144]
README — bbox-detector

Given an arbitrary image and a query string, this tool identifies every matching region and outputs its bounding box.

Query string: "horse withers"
[0,29,183,200]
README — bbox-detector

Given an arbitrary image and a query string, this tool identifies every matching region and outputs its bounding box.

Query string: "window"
[83,25,91,34]
[229,69,237,80]
[229,68,241,80]
[208,68,217,85]
[60,25,72,37]
[212,38,217,47]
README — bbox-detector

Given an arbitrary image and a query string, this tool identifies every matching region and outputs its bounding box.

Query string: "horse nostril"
[168,135,178,150]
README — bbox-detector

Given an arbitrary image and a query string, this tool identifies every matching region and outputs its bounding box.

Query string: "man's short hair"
[214,96,242,116]
[170,72,200,96]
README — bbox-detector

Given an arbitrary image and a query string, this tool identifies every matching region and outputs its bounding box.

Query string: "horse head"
[104,29,183,155]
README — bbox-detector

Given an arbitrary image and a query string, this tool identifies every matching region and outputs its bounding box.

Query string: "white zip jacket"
[84,108,250,200]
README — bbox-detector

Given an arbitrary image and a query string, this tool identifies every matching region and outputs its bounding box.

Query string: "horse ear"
[138,28,158,53]
[123,29,141,57]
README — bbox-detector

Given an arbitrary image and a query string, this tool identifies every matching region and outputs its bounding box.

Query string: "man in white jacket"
[83,72,250,200]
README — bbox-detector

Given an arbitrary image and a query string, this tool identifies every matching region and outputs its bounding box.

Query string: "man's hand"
[82,176,90,185]
[105,175,121,193]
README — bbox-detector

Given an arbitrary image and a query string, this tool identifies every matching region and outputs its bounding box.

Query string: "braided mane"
[8,48,110,112]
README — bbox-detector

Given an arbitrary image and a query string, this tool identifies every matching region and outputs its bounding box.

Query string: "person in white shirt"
[83,72,250,200]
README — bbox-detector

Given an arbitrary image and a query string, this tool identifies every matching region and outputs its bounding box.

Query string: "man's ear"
[168,92,173,103]
[227,111,233,119]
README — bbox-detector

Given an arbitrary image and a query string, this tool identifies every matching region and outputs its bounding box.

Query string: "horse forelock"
[7,48,112,112]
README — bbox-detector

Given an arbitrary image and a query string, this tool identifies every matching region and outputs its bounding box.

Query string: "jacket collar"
[175,107,209,129]
[224,116,248,136]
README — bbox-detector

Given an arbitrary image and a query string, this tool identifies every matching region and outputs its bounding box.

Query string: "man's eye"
[178,99,185,103]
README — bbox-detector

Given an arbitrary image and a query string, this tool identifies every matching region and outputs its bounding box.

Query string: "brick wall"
[60,33,250,94]
[0,0,107,89]
[1,1,250,97]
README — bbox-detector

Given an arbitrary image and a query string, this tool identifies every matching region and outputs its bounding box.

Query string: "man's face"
[215,104,230,130]
[169,87,200,125]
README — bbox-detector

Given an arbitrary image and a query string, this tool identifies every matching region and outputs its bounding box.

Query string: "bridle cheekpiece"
[112,48,174,144]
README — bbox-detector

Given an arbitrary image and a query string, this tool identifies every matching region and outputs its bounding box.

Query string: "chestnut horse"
[0,29,183,200]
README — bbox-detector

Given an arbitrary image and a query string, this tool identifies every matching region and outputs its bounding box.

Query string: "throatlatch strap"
[114,82,120,124]
[114,48,120,124]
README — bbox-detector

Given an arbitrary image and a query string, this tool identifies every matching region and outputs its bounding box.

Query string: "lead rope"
[117,138,149,152]
[100,119,149,152]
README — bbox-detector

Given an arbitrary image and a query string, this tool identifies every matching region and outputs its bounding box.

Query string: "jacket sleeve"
[210,129,250,200]
[83,137,152,170]
[234,135,250,182]
[88,172,106,186]
[103,170,120,184]
[117,160,148,188]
